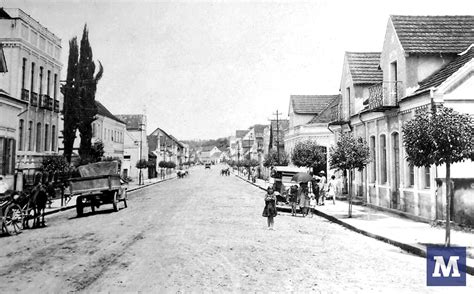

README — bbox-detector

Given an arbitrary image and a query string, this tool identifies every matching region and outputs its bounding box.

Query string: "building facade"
[333,15,474,224]
[0,8,62,170]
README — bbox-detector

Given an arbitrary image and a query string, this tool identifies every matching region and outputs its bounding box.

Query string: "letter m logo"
[427,247,466,286]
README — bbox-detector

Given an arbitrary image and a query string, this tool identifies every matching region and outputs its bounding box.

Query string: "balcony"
[54,99,60,113]
[367,81,402,112]
[328,105,349,126]
[21,89,30,102]
[45,95,53,110]
[30,92,38,107]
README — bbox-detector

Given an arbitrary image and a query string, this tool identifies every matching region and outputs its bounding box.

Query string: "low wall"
[435,178,474,226]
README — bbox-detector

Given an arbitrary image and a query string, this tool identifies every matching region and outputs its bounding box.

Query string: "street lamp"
[138,122,145,185]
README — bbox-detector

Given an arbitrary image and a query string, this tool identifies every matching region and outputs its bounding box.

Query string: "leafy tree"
[263,149,289,167]
[76,24,103,161]
[402,106,474,246]
[90,140,104,162]
[42,155,71,175]
[158,161,167,168]
[330,132,370,217]
[136,159,148,169]
[291,140,327,173]
[61,37,79,163]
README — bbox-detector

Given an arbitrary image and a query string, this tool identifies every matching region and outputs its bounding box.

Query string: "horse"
[177,170,188,179]
[28,183,49,228]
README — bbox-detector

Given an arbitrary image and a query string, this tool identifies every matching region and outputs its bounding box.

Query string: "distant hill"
[182,137,229,150]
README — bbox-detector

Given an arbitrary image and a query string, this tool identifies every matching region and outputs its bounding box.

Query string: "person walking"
[318,171,327,205]
[262,186,277,229]
[288,184,299,216]
[298,182,310,217]
[327,175,337,205]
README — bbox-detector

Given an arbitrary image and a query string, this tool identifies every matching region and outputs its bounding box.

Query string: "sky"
[2,0,473,140]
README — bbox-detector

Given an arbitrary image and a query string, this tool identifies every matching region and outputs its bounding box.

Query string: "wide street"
[0,166,471,293]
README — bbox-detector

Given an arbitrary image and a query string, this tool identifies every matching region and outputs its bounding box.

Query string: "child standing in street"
[262,186,277,229]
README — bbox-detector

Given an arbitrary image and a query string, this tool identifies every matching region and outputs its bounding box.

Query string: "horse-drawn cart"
[69,162,127,217]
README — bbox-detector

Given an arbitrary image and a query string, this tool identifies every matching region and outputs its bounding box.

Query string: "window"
[53,74,58,99]
[19,119,24,151]
[47,70,51,96]
[51,125,56,151]
[36,123,41,152]
[44,124,49,151]
[92,124,96,137]
[424,167,431,188]
[380,134,387,183]
[390,61,398,101]
[346,87,351,115]
[408,164,415,187]
[28,121,33,151]
[0,138,16,175]
[30,63,35,93]
[370,136,376,182]
[39,67,43,95]
[22,58,27,89]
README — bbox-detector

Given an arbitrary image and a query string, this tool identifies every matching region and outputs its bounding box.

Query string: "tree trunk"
[445,162,451,247]
[348,169,352,218]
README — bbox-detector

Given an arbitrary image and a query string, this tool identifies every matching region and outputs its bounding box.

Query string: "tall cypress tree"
[76,24,103,162]
[61,37,79,163]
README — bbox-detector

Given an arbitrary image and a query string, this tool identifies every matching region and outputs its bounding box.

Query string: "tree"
[291,140,327,173]
[76,24,103,162]
[42,155,70,175]
[330,132,370,217]
[61,37,79,163]
[402,106,474,246]
[263,149,289,167]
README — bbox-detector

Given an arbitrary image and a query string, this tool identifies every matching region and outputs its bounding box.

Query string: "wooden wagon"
[69,162,127,217]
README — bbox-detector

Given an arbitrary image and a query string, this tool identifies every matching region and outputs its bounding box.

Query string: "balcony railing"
[54,99,60,112]
[21,89,30,102]
[30,92,38,107]
[367,81,402,111]
[45,95,53,110]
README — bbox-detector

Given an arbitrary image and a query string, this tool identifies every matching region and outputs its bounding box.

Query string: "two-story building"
[335,15,474,224]
[116,114,148,181]
[0,45,28,188]
[285,94,339,170]
[0,8,62,170]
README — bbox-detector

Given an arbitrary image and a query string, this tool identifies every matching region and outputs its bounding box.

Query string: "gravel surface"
[0,166,471,293]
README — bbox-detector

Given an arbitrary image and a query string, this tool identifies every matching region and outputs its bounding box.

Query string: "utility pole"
[271,110,283,164]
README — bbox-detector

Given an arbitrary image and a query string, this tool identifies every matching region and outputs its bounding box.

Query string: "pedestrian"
[288,184,299,216]
[262,186,277,229]
[318,171,327,205]
[327,175,337,205]
[298,182,310,217]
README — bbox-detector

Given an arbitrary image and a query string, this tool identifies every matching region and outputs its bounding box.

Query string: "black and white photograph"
[0,0,473,292]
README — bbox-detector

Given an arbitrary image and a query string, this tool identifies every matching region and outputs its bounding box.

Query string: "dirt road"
[0,166,471,292]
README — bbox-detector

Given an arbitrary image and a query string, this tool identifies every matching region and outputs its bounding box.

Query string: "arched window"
[28,121,33,151]
[44,124,49,151]
[51,125,56,151]
[19,119,24,151]
[380,134,387,183]
[369,136,376,182]
[36,123,41,152]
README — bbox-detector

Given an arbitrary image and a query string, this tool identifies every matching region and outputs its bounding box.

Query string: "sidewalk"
[234,173,474,275]
[44,175,176,216]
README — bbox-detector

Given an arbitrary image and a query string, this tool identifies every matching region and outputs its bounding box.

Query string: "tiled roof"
[346,52,382,84]
[236,130,248,138]
[115,114,146,130]
[96,101,125,124]
[308,95,341,124]
[390,15,474,54]
[201,145,216,152]
[417,45,474,93]
[290,95,338,115]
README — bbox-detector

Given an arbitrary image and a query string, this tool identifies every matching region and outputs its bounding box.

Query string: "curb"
[234,173,266,191]
[43,176,177,217]
[235,173,474,276]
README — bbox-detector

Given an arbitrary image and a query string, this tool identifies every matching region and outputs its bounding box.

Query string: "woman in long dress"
[262,187,277,229]
[298,183,310,217]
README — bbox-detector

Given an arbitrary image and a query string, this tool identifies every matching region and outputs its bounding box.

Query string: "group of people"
[262,171,340,229]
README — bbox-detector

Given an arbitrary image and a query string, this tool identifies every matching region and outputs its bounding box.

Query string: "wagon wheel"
[76,196,84,217]
[112,191,119,212]
[3,204,24,235]
[23,203,35,229]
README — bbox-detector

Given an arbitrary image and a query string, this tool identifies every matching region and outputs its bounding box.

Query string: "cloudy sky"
[3,0,472,139]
